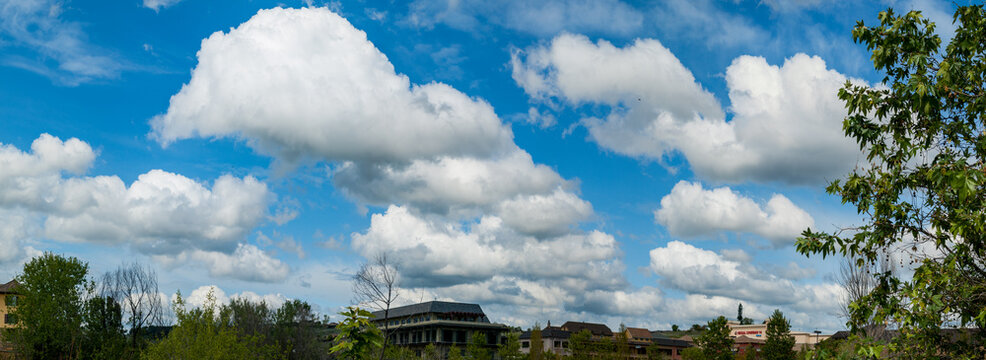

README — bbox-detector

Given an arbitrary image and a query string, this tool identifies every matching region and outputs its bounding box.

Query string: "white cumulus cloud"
[654,181,814,247]
[151,7,513,165]
[513,34,864,184]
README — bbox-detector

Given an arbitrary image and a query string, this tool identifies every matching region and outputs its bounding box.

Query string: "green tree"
[10,252,90,359]
[447,345,463,360]
[271,299,325,359]
[761,310,794,360]
[466,332,490,360]
[796,4,986,358]
[497,332,523,360]
[528,326,543,360]
[567,329,593,360]
[81,295,127,360]
[421,343,440,360]
[646,342,668,360]
[142,290,281,360]
[329,306,382,360]
[614,324,630,360]
[695,316,733,360]
[672,324,680,332]
[680,347,707,360]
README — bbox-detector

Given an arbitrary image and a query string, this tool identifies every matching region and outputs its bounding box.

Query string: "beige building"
[0,280,19,329]
[727,321,831,350]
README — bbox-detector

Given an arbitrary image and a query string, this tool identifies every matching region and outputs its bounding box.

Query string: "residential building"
[519,323,571,356]
[560,321,613,339]
[648,336,691,360]
[369,301,508,358]
[0,280,19,330]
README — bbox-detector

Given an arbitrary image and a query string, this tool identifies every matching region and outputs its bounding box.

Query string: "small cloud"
[143,0,183,12]
[365,8,387,21]
[314,230,345,250]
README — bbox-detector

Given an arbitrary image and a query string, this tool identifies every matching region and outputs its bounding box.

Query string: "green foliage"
[497,331,524,360]
[81,295,128,360]
[329,306,382,360]
[271,299,325,359]
[646,342,669,360]
[466,332,490,360]
[10,252,90,359]
[761,310,794,360]
[142,290,282,360]
[567,329,593,360]
[672,324,680,332]
[796,4,986,358]
[680,347,707,360]
[421,343,440,360]
[528,326,543,360]
[448,345,464,360]
[695,316,733,360]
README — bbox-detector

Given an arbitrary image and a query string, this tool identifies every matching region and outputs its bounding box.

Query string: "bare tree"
[99,262,164,348]
[839,255,895,340]
[353,253,400,360]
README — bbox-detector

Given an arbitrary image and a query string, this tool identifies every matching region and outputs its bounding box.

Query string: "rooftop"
[370,301,486,320]
[0,280,19,294]
[560,321,613,337]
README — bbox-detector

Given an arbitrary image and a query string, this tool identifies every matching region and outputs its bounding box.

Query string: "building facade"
[519,324,571,356]
[0,280,19,330]
[369,301,508,358]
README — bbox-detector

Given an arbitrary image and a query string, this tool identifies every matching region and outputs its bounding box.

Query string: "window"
[4,295,16,307]
[562,341,569,348]
[554,341,561,348]
[4,313,16,325]
[521,341,530,348]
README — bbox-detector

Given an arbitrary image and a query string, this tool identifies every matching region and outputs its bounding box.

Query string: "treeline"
[1,253,330,360]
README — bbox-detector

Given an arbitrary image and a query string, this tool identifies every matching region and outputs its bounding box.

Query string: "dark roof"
[0,280,19,294]
[626,327,651,339]
[520,326,571,340]
[561,321,613,337]
[733,335,765,344]
[652,337,691,348]
[370,301,486,320]
[830,330,850,340]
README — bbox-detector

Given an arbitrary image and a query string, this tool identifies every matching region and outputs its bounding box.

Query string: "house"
[648,336,691,360]
[560,321,613,339]
[733,335,765,356]
[369,301,508,357]
[520,323,571,356]
[0,280,19,330]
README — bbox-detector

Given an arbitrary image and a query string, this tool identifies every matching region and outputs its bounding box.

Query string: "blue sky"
[0,0,962,332]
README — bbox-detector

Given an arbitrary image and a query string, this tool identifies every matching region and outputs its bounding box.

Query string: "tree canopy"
[762,310,794,360]
[695,316,733,360]
[797,4,986,358]
[10,252,90,359]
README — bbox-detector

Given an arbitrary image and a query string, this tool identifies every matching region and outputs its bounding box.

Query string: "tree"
[447,345,464,360]
[352,253,400,360]
[466,332,490,360]
[271,299,324,359]
[614,324,630,360]
[680,347,707,360]
[498,332,524,360]
[761,310,794,360]
[695,316,733,360]
[422,343,440,360]
[672,324,680,332]
[143,290,282,360]
[646,342,669,360]
[329,306,382,360]
[81,295,127,359]
[10,252,90,359]
[737,304,743,323]
[837,257,894,340]
[568,329,593,360]
[99,262,163,350]
[796,4,986,358]
[529,325,543,360]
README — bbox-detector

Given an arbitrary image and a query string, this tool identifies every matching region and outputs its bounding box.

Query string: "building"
[648,336,691,360]
[519,323,571,356]
[0,280,19,329]
[733,335,765,356]
[727,320,831,351]
[559,321,613,339]
[369,301,508,357]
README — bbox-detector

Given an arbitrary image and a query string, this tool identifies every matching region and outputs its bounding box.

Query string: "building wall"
[519,337,570,356]
[0,294,19,329]
[728,324,767,339]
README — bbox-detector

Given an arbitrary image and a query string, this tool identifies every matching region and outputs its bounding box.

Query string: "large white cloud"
[405,0,644,37]
[649,241,842,313]
[151,7,513,165]
[513,34,863,184]
[654,181,814,247]
[0,134,284,281]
